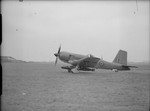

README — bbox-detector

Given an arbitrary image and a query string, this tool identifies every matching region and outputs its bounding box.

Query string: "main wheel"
[68,69,73,73]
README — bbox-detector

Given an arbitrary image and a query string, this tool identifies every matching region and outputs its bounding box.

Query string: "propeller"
[54,45,61,65]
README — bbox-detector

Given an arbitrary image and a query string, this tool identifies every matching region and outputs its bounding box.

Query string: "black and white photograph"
[1,0,150,111]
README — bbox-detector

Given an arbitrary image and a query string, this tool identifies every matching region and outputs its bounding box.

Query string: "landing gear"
[67,67,79,73]
[112,69,118,72]
[62,65,95,73]
[62,66,78,73]
[91,69,95,71]
[68,69,73,73]
[71,67,79,73]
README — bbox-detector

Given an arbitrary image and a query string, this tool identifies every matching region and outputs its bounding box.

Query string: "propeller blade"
[55,57,58,66]
[54,45,61,66]
[58,45,61,54]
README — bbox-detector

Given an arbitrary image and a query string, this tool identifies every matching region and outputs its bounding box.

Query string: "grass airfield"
[2,62,150,111]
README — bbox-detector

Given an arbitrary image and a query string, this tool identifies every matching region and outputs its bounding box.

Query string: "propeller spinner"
[54,45,61,65]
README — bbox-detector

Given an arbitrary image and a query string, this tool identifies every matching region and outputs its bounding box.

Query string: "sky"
[2,1,150,62]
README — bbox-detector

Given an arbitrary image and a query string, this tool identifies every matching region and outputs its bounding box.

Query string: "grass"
[2,62,150,111]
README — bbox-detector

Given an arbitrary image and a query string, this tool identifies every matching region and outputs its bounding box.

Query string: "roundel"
[99,61,104,66]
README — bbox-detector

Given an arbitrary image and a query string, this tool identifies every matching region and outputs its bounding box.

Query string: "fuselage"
[95,60,130,70]
[55,51,130,71]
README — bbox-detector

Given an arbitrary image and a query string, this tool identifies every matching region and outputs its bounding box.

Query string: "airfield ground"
[2,62,150,111]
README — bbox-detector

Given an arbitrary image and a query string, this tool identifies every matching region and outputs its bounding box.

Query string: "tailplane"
[113,50,127,65]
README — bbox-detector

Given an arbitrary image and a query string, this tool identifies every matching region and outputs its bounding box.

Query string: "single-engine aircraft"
[54,46,137,73]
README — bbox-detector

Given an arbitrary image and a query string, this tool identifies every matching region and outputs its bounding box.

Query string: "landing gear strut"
[67,67,79,73]
[68,69,73,73]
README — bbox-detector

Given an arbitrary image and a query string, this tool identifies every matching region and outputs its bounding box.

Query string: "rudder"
[113,50,127,65]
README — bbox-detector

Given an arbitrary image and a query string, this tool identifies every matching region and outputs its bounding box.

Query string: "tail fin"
[113,50,127,65]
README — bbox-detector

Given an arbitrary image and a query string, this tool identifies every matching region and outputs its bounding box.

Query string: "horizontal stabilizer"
[126,65,138,68]
[122,65,138,68]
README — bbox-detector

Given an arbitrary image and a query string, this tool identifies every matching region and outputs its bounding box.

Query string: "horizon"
[1,55,150,64]
[2,1,150,62]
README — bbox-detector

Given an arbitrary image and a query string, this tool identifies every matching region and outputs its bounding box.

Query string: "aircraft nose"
[54,53,58,57]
